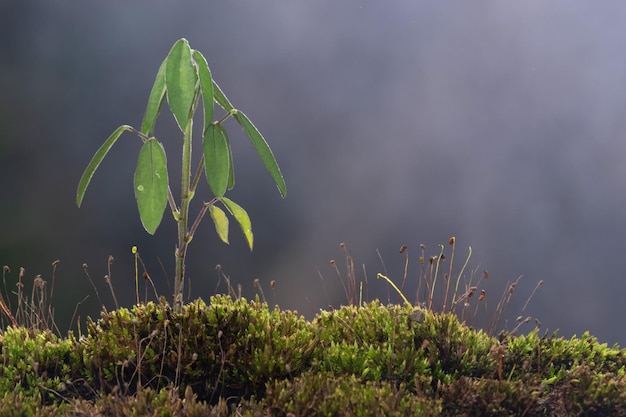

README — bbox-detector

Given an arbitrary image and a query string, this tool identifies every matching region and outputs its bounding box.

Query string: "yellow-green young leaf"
[192,50,214,133]
[209,205,229,244]
[141,59,167,135]
[165,39,197,131]
[134,139,168,234]
[203,124,230,198]
[233,111,286,198]
[221,197,253,250]
[77,125,133,207]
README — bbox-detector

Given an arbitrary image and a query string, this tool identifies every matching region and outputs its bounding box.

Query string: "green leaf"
[221,197,253,250]
[227,138,235,190]
[209,205,229,244]
[77,125,133,207]
[192,50,214,133]
[233,111,286,197]
[141,59,167,135]
[165,38,197,131]
[212,80,234,112]
[203,124,230,198]
[134,138,169,234]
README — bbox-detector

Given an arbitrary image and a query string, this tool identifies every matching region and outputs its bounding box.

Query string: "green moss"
[264,371,442,416]
[0,295,624,416]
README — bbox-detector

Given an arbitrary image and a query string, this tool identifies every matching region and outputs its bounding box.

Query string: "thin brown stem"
[167,187,179,220]
[190,154,206,196]
[128,126,149,139]
[215,111,234,126]
[442,238,456,312]
[188,199,217,240]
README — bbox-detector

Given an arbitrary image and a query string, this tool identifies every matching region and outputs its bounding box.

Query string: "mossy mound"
[0,295,625,416]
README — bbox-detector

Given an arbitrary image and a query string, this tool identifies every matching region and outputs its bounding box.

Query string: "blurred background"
[2,1,626,345]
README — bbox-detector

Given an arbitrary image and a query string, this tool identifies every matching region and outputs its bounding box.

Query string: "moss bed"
[0,295,624,416]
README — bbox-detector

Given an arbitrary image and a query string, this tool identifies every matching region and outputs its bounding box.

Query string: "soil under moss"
[0,295,624,416]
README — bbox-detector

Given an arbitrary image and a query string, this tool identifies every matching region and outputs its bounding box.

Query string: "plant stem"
[190,154,205,194]
[442,240,456,312]
[428,244,445,311]
[174,119,194,313]
[167,187,179,221]
[188,200,217,239]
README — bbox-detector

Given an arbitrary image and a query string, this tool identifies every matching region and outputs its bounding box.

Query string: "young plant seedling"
[76,38,286,312]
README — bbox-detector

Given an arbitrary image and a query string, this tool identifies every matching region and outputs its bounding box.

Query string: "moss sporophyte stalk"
[76,38,286,312]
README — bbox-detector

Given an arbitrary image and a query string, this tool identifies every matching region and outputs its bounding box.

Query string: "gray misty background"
[1,2,626,345]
